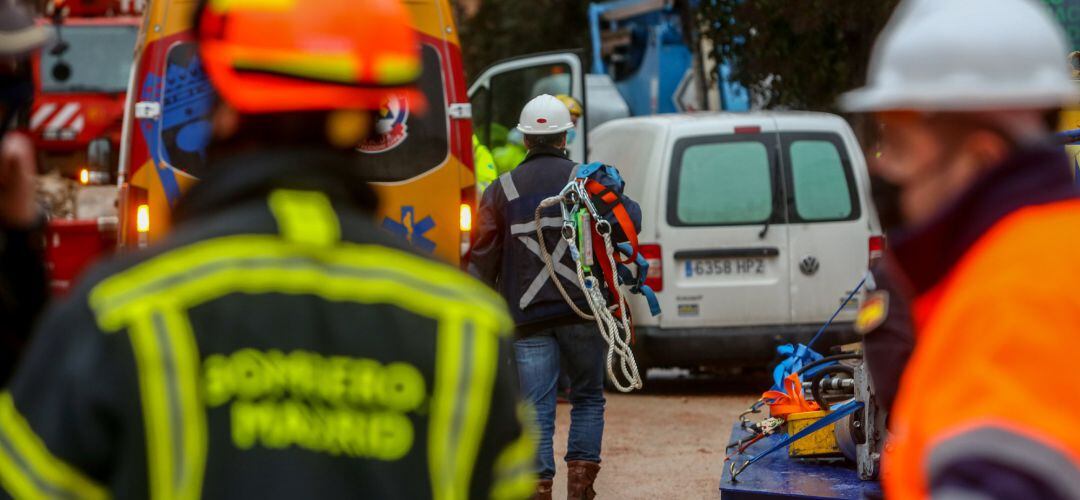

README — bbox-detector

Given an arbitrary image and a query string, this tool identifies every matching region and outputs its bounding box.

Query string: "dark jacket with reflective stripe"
[469,146,641,334]
[0,149,534,500]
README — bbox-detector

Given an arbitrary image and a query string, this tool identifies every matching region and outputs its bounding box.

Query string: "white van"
[589,112,883,370]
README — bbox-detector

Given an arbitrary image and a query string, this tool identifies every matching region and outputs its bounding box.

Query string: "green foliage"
[698,0,899,111]
[456,0,591,82]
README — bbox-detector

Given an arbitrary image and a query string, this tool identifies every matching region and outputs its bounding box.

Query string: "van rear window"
[782,133,860,223]
[670,139,774,225]
[790,140,852,221]
[667,132,860,227]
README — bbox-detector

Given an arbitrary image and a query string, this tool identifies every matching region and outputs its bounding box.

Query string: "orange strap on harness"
[584,179,639,264]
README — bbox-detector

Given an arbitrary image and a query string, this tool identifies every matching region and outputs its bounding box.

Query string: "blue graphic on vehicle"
[382,206,436,253]
[137,72,182,206]
[137,45,215,206]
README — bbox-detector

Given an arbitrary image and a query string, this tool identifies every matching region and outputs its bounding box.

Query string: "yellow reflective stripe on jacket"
[267,189,341,246]
[490,405,538,500]
[126,309,207,500]
[429,312,501,500]
[87,221,512,499]
[90,237,508,333]
[0,392,109,500]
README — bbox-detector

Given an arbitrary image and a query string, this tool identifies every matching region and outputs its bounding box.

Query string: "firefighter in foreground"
[0,0,51,386]
[841,0,1080,496]
[0,0,534,498]
[470,94,642,500]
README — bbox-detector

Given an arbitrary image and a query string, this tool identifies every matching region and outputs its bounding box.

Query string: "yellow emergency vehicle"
[116,0,477,265]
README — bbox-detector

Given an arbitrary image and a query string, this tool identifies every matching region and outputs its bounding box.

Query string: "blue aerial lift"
[587,0,749,115]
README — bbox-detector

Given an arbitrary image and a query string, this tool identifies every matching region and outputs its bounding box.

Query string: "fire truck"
[28,0,143,293]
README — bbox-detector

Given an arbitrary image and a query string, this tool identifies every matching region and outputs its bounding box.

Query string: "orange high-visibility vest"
[886,199,1080,498]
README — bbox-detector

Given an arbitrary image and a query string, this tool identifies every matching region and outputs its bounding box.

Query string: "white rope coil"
[533,184,643,392]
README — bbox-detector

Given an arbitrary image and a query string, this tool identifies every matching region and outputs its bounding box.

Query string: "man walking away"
[471,94,642,500]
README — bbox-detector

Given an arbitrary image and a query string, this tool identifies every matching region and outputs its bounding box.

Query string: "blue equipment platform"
[719,423,882,499]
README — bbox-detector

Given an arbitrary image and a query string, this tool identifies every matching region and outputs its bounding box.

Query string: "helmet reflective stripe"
[517,94,575,135]
[841,0,1080,112]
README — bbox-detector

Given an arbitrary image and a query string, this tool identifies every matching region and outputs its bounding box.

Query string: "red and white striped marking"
[30,103,85,137]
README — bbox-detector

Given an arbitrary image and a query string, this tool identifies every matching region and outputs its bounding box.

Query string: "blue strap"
[613,242,662,316]
[576,162,605,179]
[770,343,823,391]
[638,284,661,316]
[805,276,867,353]
[731,400,864,481]
[576,162,625,187]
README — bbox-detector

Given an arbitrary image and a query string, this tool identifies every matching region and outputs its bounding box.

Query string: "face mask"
[870,174,904,232]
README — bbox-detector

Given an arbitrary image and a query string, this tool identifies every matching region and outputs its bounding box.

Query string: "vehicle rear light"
[136,204,150,234]
[79,168,89,185]
[734,126,762,134]
[868,235,885,267]
[639,244,663,292]
[459,187,477,266]
[119,185,149,250]
[459,203,472,232]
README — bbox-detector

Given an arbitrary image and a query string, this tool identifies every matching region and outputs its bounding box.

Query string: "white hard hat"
[517,94,575,135]
[841,0,1080,112]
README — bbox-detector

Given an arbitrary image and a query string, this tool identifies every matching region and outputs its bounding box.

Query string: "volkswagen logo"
[799,256,820,276]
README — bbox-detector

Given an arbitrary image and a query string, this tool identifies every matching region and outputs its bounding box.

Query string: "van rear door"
[777,117,871,325]
[468,52,587,164]
[656,117,792,330]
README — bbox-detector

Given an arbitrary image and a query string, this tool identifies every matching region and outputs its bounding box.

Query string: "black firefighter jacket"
[0,148,534,500]
[469,145,641,335]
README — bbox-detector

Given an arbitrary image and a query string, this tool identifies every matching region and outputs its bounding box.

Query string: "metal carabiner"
[594,218,612,236]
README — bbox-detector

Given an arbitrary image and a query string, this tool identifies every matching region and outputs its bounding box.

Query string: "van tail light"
[459,203,472,232]
[639,244,663,292]
[868,235,885,267]
[136,204,150,234]
[459,187,477,267]
[121,185,148,250]
[734,125,762,134]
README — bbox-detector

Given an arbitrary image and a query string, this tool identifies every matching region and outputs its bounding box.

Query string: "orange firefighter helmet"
[195,0,424,114]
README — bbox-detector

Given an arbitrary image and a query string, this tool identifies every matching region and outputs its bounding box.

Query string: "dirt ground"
[549,373,759,499]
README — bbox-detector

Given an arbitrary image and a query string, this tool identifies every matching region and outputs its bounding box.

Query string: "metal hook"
[595,219,611,235]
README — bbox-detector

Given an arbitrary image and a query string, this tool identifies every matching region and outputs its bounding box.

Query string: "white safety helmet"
[841,0,1080,112]
[517,94,575,135]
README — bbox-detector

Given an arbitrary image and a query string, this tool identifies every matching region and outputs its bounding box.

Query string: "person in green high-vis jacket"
[473,134,498,193]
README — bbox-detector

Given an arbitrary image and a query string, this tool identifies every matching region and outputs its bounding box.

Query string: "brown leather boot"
[532,478,553,500]
[566,461,601,500]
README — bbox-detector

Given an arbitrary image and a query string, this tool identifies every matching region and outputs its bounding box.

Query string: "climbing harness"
[533,162,660,392]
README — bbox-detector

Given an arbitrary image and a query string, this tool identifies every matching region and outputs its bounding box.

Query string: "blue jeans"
[514,322,606,480]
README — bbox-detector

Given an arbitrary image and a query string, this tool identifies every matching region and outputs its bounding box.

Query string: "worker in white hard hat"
[470,94,642,500]
[841,0,1080,497]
